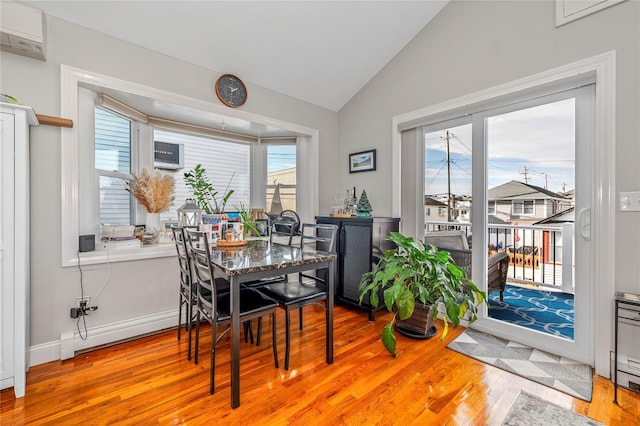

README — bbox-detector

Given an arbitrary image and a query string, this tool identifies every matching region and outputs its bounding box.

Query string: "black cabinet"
[316,216,400,321]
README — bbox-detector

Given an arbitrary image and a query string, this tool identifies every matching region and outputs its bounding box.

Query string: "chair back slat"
[172,226,196,289]
[269,218,297,246]
[299,223,338,254]
[184,229,217,313]
[297,223,338,286]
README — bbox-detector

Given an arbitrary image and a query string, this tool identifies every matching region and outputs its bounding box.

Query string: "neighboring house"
[534,206,575,225]
[557,189,575,212]
[424,196,449,222]
[267,166,296,211]
[488,180,571,225]
[455,195,472,223]
[533,207,575,263]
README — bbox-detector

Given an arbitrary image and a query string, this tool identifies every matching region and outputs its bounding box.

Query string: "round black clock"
[215,74,248,108]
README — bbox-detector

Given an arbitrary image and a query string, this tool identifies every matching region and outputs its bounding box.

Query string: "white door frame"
[470,85,594,365]
[392,52,615,377]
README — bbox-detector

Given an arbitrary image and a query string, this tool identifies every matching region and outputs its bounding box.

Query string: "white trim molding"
[392,51,616,377]
[556,0,627,27]
[30,309,180,366]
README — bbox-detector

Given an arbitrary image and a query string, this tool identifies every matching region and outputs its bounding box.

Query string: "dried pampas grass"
[127,169,174,213]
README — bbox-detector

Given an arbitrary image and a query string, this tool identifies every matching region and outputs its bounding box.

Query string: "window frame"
[94,106,138,226]
[512,200,534,216]
[488,201,496,215]
[61,65,319,267]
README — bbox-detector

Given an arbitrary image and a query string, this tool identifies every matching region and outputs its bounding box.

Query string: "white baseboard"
[29,340,63,367]
[29,309,179,367]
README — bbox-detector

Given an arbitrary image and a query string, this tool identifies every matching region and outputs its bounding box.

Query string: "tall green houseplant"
[183,164,234,214]
[359,232,485,357]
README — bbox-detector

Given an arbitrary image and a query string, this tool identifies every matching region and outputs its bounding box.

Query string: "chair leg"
[244,321,255,344]
[210,321,216,395]
[256,317,263,346]
[285,307,291,370]
[271,312,279,368]
[178,295,183,341]
[299,307,303,330]
[187,302,195,361]
[500,291,504,301]
[255,317,265,346]
[194,309,201,365]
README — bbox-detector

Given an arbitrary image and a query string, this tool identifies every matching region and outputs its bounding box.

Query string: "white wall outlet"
[619,191,640,212]
[76,296,90,308]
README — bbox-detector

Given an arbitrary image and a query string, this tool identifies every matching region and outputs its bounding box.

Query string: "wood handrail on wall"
[35,114,73,128]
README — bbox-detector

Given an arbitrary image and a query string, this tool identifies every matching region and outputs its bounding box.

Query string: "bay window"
[62,65,318,267]
[95,107,135,225]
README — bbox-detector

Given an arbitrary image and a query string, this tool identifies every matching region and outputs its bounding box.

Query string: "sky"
[425,98,575,197]
[267,144,296,172]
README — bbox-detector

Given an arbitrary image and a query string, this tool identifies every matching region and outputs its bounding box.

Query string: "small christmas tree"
[356,189,372,217]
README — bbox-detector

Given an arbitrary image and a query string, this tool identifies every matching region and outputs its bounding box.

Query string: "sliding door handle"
[578,208,590,240]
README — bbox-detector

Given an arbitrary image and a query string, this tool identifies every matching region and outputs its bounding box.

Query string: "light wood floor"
[2,305,638,425]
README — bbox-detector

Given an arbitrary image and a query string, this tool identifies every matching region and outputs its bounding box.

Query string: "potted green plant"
[235,202,261,238]
[359,232,485,357]
[183,164,234,214]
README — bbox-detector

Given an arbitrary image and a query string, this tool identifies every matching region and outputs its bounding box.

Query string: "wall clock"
[215,74,248,108]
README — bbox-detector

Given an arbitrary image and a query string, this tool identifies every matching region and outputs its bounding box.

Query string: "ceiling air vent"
[0,1,46,61]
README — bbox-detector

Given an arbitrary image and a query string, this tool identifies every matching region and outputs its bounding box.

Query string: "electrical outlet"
[76,296,90,309]
[620,191,640,211]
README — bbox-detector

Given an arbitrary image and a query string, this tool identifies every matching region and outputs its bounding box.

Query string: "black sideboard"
[315,216,400,321]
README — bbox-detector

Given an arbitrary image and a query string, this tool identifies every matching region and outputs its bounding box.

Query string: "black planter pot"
[395,303,437,339]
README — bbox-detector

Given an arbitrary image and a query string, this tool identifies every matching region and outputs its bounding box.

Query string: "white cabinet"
[0,103,36,398]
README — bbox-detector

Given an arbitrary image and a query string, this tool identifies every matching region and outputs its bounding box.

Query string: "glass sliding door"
[474,86,594,364]
[424,119,473,239]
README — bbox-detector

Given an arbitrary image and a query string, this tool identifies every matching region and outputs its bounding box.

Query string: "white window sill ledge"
[68,244,176,267]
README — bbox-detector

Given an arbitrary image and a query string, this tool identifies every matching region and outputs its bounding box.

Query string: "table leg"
[326,258,335,364]
[231,275,240,408]
[613,300,619,404]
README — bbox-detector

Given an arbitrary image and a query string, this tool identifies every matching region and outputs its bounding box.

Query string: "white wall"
[337,0,640,369]
[338,0,639,293]
[0,15,338,363]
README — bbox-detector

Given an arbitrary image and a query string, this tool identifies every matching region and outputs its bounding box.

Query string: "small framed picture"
[349,149,376,173]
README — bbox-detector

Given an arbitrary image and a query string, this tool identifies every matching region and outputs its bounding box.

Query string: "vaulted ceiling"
[21,1,448,112]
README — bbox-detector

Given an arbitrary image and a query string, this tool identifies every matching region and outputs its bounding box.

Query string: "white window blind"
[154,129,251,221]
[95,107,133,225]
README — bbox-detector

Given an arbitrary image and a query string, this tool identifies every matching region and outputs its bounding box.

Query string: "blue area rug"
[488,285,574,339]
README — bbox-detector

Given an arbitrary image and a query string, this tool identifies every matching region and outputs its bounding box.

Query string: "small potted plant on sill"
[236,202,261,238]
[359,232,485,357]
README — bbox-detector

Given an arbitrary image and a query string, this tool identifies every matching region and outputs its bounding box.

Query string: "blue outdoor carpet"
[488,285,574,339]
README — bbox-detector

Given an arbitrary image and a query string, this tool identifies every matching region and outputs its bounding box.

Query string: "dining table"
[209,238,337,408]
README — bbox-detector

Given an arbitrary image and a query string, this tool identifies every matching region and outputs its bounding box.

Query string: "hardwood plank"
[1,305,638,424]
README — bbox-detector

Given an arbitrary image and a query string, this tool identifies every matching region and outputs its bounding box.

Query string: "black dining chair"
[268,215,298,246]
[242,217,296,290]
[256,223,338,370]
[184,229,279,394]
[172,226,207,361]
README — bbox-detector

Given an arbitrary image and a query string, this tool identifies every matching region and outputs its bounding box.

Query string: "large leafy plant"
[359,232,485,357]
[183,164,234,214]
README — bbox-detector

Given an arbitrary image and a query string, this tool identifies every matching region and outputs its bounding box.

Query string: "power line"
[520,166,529,184]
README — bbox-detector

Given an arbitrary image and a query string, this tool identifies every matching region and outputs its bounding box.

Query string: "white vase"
[144,212,162,245]
[146,212,162,232]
